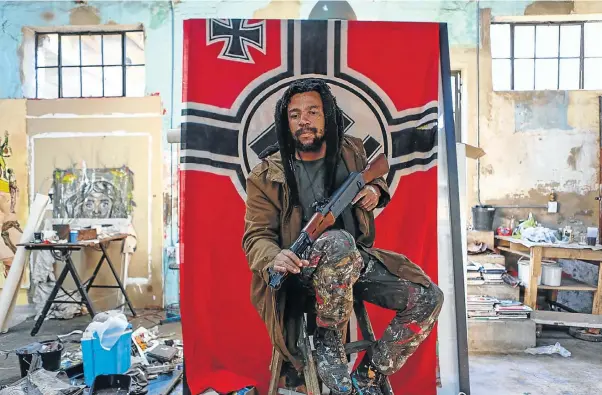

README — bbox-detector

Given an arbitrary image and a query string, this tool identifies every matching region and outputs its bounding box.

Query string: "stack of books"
[495,300,532,319]
[466,295,498,318]
[480,263,506,284]
[466,261,484,285]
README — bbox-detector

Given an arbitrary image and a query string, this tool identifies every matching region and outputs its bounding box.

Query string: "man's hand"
[352,185,380,211]
[272,249,309,274]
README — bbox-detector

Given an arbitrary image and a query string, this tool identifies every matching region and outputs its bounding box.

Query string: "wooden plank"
[542,247,602,261]
[532,311,602,329]
[497,246,530,259]
[538,277,597,291]
[509,242,531,254]
[524,247,542,310]
[593,261,602,315]
[496,238,511,248]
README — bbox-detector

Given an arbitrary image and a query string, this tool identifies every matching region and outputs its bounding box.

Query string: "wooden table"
[495,236,602,315]
[18,234,136,335]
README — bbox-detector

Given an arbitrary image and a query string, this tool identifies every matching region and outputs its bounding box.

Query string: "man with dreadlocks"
[242,78,443,394]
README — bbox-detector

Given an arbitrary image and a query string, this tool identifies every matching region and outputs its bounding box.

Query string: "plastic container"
[518,258,541,286]
[16,341,63,377]
[472,205,496,231]
[82,329,132,386]
[542,264,562,286]
[69,230,78,243]
[90,374,132,395]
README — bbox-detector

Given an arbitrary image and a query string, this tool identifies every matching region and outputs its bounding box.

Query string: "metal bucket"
[472,205,496,231]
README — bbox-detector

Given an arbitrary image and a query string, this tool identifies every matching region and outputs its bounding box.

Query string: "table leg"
[593,261,602,315]
[31,263,70,336]
[86,253,106,293]
[524,247,543,310]
[66,255,96,319]
[100,242,136,316]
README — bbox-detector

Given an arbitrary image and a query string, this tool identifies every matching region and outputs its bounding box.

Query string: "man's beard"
[293,127,325,152]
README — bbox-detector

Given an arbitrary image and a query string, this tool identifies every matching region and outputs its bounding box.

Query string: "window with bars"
[491,22,602,91]
[35,31,145,99]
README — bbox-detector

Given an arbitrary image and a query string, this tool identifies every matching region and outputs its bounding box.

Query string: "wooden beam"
[524,247,543,309]
[541,247,602,261]
[497,246,530,259]
[532,311,602,329]
[593,263,602,315]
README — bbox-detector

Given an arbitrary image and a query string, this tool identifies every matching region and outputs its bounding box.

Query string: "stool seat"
[268,299,393,395]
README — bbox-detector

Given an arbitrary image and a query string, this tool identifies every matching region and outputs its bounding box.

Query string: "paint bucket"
[472,205,496,231]
[16,340,63,377]
[69,230,79,243]
[518,258,541,286]
[542,264,562,287]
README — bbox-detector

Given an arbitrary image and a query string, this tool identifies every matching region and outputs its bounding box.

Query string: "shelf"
[538,277,597,291]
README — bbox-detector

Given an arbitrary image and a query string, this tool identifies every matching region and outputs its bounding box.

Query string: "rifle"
[267,153,390,289]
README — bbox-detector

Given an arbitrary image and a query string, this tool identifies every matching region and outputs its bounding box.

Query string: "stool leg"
[299,315,321,395]
[353,300,394,395]
[268,347,283,395]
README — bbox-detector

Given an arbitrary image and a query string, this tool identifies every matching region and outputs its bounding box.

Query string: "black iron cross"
[208,19,265,62]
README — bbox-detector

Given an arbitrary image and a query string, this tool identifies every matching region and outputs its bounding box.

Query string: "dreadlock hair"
[273,78,345,206]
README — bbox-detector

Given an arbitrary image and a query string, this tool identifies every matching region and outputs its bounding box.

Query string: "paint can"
[542,264,562,287]
[517,258,541,286]
[69,230,79,244]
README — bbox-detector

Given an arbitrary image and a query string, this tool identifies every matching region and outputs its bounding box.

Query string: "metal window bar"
[492,21,589,91]
[35,30,144,99]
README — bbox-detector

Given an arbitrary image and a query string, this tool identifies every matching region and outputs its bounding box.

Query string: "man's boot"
[351,354,385,395]
[314,327,352,394]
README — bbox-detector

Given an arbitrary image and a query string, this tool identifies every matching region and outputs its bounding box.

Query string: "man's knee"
[308,229,357,266]
[424,282,444,318]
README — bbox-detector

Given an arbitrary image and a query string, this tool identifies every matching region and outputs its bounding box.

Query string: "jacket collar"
[265,137,359,184]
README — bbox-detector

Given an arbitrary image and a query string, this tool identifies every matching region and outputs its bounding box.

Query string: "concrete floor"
[0,307,180,386]
[470,329,602,395]
[2,310,601,395]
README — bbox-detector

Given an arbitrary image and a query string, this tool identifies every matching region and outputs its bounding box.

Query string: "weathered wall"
[27,97,164,309]
[477,4,602,236]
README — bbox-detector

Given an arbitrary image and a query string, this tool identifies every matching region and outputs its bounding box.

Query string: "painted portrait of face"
[65,180,128,219]
[82,190,114,218]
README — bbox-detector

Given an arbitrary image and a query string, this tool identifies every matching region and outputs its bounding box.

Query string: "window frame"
[34,29,145,99]
[491,21,602,91]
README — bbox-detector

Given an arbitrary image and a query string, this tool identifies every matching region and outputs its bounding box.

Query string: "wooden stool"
[268,300,394,395]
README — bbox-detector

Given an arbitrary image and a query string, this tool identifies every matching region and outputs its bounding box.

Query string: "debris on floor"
[0,309,183,395]
[524,342,572,357]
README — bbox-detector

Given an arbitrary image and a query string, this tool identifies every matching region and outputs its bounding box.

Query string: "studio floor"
[469,329,602,395]
[0,307,182,390]
[2,310,601,395]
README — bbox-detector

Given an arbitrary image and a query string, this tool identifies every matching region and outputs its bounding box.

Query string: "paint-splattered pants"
[295,229,444,376]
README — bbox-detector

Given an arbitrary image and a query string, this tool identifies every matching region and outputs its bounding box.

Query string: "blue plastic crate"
[82,328,132,386]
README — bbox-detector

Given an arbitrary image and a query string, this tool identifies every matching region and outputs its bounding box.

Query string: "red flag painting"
[180,19,440,395]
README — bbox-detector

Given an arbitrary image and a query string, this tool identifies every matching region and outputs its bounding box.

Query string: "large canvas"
[52,166,135,219]
[180,19,440,394]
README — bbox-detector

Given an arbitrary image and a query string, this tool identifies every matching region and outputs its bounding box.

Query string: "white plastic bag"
[83,310,129,350]
[524,342,571,357]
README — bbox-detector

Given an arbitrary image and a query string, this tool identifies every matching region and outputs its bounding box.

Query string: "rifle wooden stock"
[305,212,336,241]
[267,153,390,289]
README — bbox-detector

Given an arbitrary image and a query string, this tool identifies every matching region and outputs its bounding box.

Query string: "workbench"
[495,236,602,315]
[19,234,136,335]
